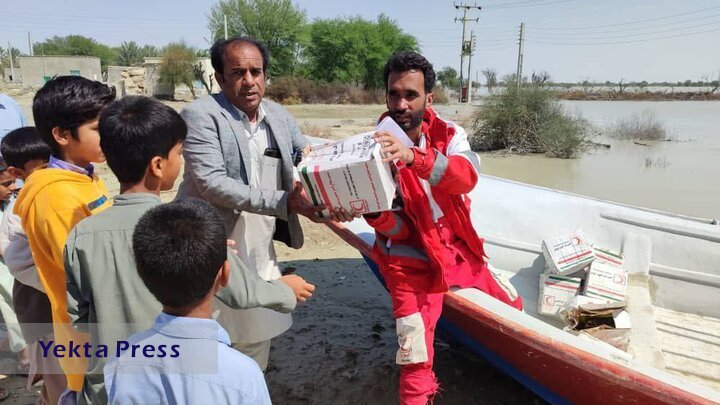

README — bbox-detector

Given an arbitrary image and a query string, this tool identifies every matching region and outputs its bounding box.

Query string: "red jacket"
[366,108,486,293]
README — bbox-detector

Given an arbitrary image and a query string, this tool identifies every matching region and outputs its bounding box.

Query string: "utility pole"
[224,14,228,40]
[27,32,33,56]
[467,31,476,104]
[454,3,481,102]
[516,22,525,88]
[8,41,15,83]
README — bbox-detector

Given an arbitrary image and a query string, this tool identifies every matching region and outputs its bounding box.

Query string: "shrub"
[610,111,667,141]
[267,75,385,104]
[469,85,588,158]
[159,42,197,99]
[432,86,449,104]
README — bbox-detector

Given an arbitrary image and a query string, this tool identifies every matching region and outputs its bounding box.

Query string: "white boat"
[325,173,720,404]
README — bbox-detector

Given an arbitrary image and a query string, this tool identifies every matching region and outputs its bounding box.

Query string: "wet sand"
[267,219,539,404]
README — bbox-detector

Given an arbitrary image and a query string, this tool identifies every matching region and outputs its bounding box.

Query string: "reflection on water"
[479,101,720,219]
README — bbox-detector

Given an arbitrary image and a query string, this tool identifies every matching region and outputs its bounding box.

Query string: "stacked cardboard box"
[584,250,628,303]
[538,274,583,316]
[538,230,628,318]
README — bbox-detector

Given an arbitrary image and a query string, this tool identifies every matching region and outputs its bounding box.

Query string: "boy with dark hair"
[104,198,271,404]
[66,96,312,404]
[0,127,62,405]
[13,76,115,401]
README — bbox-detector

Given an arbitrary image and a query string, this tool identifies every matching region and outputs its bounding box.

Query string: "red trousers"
[381,222,523,405]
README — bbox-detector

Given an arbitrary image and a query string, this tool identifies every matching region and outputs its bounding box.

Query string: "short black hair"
[99,96,187,184]
[32,76,116,157]
[0,127,51,169]
[383,52,436,93]
[210,36,269,77]
[133,198,227,308]
[0,157,7,173]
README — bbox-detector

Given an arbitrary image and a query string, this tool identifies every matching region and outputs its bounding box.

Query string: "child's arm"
[64,227,90,332]
[0,210,45,292]
[215,250,303,312]
[409,127,481,195]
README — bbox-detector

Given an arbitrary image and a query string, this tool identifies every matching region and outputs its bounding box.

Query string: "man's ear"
[51,127,71,146]
[7,167,24,179]
[426,92,434,108]
[216,260,230,290]
[214,71,224,85]
[148,156,163,178]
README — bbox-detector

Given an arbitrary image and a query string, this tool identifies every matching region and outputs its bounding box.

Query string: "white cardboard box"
[593,247,624,268]
[538,274,583,317]
[583,261,628,303]
[542,230,596,276]
[299,131,396,216]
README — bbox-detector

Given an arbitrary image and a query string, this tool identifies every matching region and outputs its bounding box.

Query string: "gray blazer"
[176,93,308,248]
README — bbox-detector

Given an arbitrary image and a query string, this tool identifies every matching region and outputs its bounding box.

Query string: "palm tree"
[117,41,143,66]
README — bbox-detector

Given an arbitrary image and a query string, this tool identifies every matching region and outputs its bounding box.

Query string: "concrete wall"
[2,68,22,83]
[17,56,101,86]
[143,57,218,100]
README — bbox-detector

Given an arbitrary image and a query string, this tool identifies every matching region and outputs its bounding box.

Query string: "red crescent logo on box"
[614,274,626,284]
[350,199,368,213]
[544,295,555,305]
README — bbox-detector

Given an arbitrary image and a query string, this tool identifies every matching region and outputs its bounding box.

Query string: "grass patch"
[469,85,589,158]
[610,111,668,141]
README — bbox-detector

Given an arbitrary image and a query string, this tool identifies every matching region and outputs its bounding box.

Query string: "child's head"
[99,96,186,191]
[133,198,229,311]
[0,157,17,202]
[1,126,52,181]
[32,76,115,166]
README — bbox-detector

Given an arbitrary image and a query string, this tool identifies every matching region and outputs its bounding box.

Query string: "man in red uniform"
[366,52,523,405]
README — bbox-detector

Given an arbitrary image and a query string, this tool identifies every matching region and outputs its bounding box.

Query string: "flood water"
[479,101,720,219]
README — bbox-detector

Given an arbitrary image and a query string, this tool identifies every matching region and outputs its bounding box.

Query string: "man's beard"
[389,104,425,134]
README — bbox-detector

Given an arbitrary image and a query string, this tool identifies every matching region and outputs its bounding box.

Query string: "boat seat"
[626,274,666,369]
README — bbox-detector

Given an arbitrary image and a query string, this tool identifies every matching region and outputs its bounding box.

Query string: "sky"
[3,0,720,83]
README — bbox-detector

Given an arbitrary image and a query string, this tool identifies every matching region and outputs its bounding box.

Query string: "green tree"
[159,42,197,99]
[33,35,117,71]
[305,14,418,89]
[116,41,144,66]
[208,0,307,77]
[141,45,161,58]
[437,67,460,89]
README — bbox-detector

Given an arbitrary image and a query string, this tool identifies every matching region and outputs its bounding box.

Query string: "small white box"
[593,247,624,268]
[583,261,628,303]
[299,131,396,216]
[542,230,596,276]
[538,274,583,317]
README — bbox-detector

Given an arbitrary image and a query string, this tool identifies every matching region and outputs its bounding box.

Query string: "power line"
[528,19,720,41]
[530,4,720,30]
[484,0,575,10]
[526,13,720,37]
[526,26,720,45]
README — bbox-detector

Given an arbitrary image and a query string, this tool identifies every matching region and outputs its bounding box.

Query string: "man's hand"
[279,274,316,303]
[375,131,415,164]
[226,239,238,256]
[328,207,361,223]
[288,182,328,223]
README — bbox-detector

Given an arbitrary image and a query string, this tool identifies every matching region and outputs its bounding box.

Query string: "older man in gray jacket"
[176,37,324,370]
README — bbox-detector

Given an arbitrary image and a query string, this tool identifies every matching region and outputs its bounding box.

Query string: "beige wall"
[18,56,101,86]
